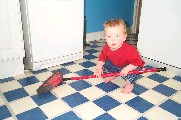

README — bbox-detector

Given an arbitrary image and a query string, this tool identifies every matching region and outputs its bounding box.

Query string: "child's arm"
[120,64,138,76]
[95,61,105,77]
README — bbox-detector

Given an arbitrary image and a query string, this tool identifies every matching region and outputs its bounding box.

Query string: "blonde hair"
[104,19,127,34]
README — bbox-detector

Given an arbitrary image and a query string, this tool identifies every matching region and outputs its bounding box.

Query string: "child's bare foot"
[121,81,134,94]
[103,76,116,83]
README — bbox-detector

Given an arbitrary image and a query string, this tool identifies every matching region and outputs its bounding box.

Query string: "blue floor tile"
[126,96,154,113]
[135,74,143,80]
[85,49,99,54]
[89,40,101,44]
[69,80,91,91]
[79,61,96,68]
[0,77,14,83]
[16,107,47,120]
[137,116,148,120]
[32,68,48,74]
[96,82,119,92]
[18,76,39,87]
[62,92,89,108]
[89,44,100,48]
[52,68,71,75]
[0,105,12,119]
[62,61,76,66]
[52,111,81,120]
[3,88,29,102]
[31,92,57,106]
[153,84,177,96]
[172,75,181,82]
[94,113,116,120]
[93,95,121,111]
[159,99,181,117]
[132,84,148,95]
[75,69,94,76]
[148,73,169,83]
[144,65,154,69]
[84,54,97,60]
[59,68,71,75]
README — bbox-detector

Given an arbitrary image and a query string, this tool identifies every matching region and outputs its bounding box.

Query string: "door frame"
[133,0,142,34]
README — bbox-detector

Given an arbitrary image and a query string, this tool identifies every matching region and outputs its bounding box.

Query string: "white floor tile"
[109,89,137,103]
[9,97,37,115]
[93,52,100,57]
[86,78,103,85]
[136,77,159,89]
[24,82,42,96]
[163,79,181,90]
[111,76,125,87]
[88,66,97,73]
[0,80,22,93]
[63,73,80,79]
[145,107,178,120]
[158,71,176,79]
[171,91,181,104]
[108,104,140,120]
[140,72,153,77]
[47,65,62,71]
[63,73,82,83]
[79,86,106,100]
[74,59,87,64]
[73,102,105,120]
[0,96,5,105]
[140,90,167,105]
[14,70,33,80]
[40,99,70,118]
[65,64,84,73]
[52,84,76,98]
[35,71,53,81]
[90,58,98,64]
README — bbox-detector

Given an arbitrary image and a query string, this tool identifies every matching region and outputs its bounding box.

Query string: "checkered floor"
[0,36,181,120]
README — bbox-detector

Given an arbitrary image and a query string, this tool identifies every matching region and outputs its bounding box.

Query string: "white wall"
[138,0,181,74]
[0,0,25,79]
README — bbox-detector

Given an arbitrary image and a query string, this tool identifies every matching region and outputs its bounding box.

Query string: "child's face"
[104,25,127,51]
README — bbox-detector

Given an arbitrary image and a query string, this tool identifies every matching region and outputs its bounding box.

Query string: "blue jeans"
[103,60,141,83]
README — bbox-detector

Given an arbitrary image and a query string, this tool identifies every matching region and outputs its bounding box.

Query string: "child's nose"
[111,38,116,42]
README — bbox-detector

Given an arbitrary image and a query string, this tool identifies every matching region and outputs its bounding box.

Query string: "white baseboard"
[142,56,181,76]
[27,52,83,71]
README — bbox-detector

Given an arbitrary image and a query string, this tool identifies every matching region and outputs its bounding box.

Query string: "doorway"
[125,0,142,47]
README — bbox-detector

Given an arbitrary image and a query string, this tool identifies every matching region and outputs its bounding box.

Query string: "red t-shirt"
[98,42,145,67]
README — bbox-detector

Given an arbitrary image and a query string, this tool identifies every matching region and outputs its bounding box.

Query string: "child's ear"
[123,34,127,41]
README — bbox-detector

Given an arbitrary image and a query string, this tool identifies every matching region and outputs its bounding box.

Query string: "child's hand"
[120,68,129,76]
[95,67,103,78]
[120,64,138,76]
[95,61,105,78]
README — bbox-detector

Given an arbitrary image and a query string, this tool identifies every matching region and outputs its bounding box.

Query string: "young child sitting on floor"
[95,19,144,94]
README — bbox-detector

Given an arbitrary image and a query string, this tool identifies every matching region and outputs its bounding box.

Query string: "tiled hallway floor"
[0,37,181,120]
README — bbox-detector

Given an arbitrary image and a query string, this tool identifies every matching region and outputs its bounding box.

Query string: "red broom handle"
[70,67,166,80]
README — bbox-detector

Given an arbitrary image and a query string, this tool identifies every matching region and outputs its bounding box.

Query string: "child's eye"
[107,36,111,38]
[116,35,120,37]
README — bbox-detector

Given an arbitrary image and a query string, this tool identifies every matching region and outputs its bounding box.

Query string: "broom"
[37,67,166,95]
